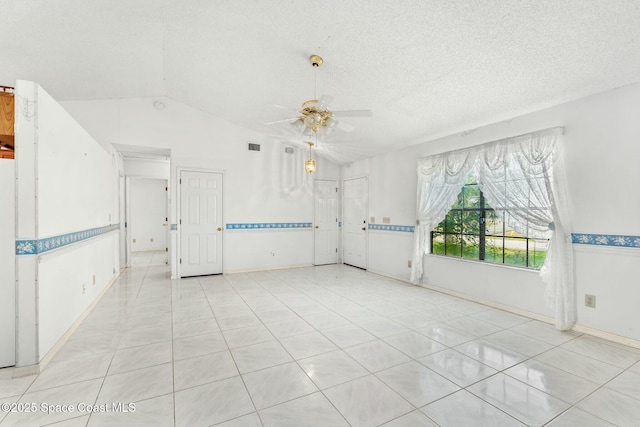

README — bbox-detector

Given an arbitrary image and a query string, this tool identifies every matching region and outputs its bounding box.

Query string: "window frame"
[430,182,549,270]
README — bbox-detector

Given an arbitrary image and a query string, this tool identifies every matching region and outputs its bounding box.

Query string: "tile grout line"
[13,256,639,427]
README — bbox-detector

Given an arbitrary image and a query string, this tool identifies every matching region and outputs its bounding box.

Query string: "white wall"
[0,159,15,367]
[15,81,121,365]
[38,234,119,356]
[61,97,342,276]
[37,87,116,237]
[130,178,167,252]
[343,83,640,342]
[124,157,170,179]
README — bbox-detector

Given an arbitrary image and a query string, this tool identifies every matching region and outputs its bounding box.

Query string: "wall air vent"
[247,143,261,152]
[284,147,294,154]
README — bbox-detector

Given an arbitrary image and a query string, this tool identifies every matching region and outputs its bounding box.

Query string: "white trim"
[176,167,225,278]
[342,175,369,270]
[420,282,554,321]
[12,268,123,378]
[367,268,640,350]
[419,281,640,350]
[424,253,541,274]
[35,228,119,259]
[224,263,313,275]
[573,243,640,257]
[571,324,640,350]
[367,269,413,285]
[314,178,339,266]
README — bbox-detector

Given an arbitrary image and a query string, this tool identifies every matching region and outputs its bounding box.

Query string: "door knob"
[315,225,319,229]
[362,227,366,231]
[217,227,222,231]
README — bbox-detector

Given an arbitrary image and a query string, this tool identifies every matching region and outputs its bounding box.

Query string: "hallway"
[1,252,639,426]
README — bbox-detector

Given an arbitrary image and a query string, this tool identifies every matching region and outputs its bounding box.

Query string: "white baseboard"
[13,269,123,378]
[417,282,640,350]
[224,264,313,275]
[11,364,40,378]
[365,270,640,351]
[572,324,640,350]
[367,269,414,285]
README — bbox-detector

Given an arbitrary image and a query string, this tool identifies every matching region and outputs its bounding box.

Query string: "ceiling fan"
[265,55,372,136]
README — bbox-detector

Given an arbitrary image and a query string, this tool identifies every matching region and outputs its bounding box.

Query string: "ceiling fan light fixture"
[291,118,305,131]
[324,116,337,128]
[305,142,316,173]
[304,114,316,127]
[305,158,316,173]
[265,55,371,136]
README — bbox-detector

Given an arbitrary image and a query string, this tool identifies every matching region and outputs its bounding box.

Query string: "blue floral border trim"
[16,224,120,255]
[226,223,312,230]
[571,233,640,248]
[369,224,415,233]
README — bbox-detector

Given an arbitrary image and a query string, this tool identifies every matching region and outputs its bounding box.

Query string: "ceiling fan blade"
[332,109,373,117]
[317,94,334,110]
[264,117,298,125]
[338,121,356,132]
[268,103,299,113]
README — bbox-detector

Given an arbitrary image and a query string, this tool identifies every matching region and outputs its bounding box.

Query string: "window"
[430,176,549,269]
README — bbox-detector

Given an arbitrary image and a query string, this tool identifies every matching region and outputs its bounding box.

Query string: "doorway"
[314,179,338,265]
[179,170,223,277]
[343,176,368,269]
[114,145,171,269]
[129,178,169,258]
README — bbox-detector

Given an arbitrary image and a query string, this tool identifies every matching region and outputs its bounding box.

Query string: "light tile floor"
[1,251,640,426]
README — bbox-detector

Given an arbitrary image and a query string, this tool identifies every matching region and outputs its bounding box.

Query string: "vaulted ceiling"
[3,0,640,162]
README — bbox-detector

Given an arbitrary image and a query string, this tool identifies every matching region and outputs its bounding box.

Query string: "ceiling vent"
[247,143,261,152]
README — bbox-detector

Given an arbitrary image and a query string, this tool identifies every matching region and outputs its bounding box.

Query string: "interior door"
[343,176,368,269]
[314,179,338,265]
[180,170,223,277]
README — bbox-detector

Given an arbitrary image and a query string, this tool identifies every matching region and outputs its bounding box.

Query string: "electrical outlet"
[407,260,412,268]
[585,294,596,308]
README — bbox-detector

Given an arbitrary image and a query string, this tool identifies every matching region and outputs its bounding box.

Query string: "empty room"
[1,1,639,426]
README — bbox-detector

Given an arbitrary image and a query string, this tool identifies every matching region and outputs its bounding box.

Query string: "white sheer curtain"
[410,150,473,283]
[411,127,575,330]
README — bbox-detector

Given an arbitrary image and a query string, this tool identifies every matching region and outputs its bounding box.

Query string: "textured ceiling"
[3,0,640,162]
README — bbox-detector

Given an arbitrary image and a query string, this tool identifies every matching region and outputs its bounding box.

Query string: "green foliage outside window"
[431,177,548,269]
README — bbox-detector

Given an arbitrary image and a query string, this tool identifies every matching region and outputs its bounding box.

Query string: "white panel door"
[343,176,368,269]
[0,160,15,367]
[180,171,223,277]
[314,179,338,265]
